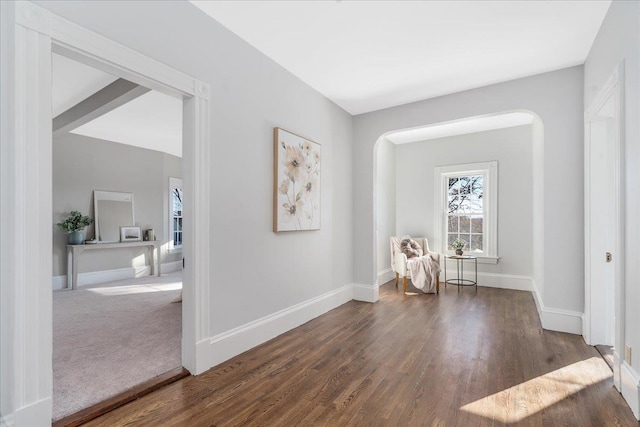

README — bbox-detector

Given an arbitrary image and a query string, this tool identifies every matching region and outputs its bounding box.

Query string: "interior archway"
[372,110,544,298]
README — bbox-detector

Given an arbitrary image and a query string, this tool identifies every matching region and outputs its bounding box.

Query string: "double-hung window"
[434,161,498,262]
[169,177,183,252]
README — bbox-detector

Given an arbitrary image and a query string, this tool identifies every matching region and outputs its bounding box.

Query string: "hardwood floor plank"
[83,284,637,426]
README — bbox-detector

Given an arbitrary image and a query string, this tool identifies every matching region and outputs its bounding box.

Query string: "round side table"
[444,255,478,292]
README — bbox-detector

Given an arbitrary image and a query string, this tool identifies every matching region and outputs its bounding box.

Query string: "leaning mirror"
[94,190,135,243]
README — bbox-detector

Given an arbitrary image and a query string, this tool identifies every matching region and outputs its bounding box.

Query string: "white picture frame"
[120,226,142,242]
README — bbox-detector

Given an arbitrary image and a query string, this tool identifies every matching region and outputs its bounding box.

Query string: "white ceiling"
[52,53,117,117]
[52,1,611,152]
[70,91,183,158]
[52,53,183,157]
[191,0,611,115]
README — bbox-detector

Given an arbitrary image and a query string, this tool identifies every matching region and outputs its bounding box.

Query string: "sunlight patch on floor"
[460,357,611,423]
[86,281,182,296]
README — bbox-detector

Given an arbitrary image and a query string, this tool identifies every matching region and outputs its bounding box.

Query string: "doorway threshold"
[53,367,190,427]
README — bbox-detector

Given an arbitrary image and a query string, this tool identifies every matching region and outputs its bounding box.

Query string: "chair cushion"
[401,237,423,259]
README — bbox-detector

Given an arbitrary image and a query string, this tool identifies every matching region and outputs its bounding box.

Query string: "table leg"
[475,257,478,293]
[156,245,161,277]
[67,246,72,289]
[72,248,79,290]
[149,246,155,276]
[444,258,447,289]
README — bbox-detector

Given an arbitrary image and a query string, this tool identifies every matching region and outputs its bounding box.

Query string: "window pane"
[471,234,483,251]
[448,177,460,194]
[448,175,483,214]
[448,233,458,250]
[471,216,483,233]
[459,216,470,233]
[448,216,458,232]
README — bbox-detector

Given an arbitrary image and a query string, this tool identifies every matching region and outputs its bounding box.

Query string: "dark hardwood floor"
[84,281,637,426]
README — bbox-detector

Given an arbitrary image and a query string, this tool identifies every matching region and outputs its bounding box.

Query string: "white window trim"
[434,161,499,263]
[169,176,183,253]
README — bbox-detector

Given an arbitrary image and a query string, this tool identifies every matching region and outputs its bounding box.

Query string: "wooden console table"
[66,241,161,290]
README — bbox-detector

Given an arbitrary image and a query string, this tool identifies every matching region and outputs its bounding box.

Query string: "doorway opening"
[4,2,212,423]
[584,65,624,388]
[50,51,187,422]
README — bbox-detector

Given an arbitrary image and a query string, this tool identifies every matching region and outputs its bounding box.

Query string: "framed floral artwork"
[274,127,321,232]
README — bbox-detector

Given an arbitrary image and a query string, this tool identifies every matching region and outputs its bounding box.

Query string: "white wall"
[53,133,182,278]
[33,1,354,337]
[375,139,396,282]
[354,66,584,324]
[394,125,533,277]
[0,1,16,422]
[584,0,640,392]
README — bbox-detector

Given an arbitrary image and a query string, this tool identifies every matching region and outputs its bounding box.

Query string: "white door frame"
[4,2,211,423]
[583,64,624,390]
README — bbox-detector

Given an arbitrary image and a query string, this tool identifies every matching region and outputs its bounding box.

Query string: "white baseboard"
[53,261,183,290]
[621,361,640,419]
[353,283,379,303]
[196,284,354,373]
[531,280,583,335]
[441,270,533,291]
[478,272,532,291]
[161,260,183,273]
[614,351,622,391]
[0,413,14,427]
[13,397,50,427]
[377,268,395,286]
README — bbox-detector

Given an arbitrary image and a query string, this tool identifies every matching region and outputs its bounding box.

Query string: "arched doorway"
[372,110,544,300]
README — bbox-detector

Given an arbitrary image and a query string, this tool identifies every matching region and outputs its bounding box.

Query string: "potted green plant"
[57,211,94,245]
[452,238,466,256]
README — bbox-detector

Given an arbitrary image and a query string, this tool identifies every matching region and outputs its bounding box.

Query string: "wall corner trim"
[531,280,583,335]
[621,361,640,420]
[193,284,355,374]
[353,283,379,303]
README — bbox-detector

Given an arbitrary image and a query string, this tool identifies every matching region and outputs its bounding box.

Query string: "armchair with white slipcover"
[390,236,440,294]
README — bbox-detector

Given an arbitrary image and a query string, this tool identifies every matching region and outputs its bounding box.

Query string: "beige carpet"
[53,271,182,421]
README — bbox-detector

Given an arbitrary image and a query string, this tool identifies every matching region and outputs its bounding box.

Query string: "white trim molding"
[614,351,623,391]
[583,64,625,350]
[198,285,354,370]
[353,283,379,303]
[3,2,54,424]
[446,272,532,292]
[531,281,583,335]
[52,260,183,290]
[621,361,640,420]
